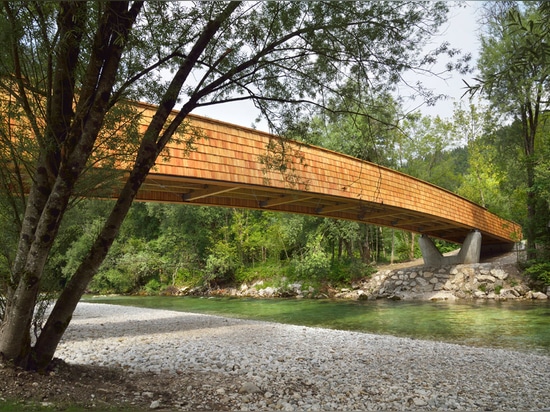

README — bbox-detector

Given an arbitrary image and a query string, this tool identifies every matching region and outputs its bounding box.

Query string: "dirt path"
[376,250,521,272]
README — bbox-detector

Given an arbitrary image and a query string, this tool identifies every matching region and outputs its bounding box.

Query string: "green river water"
[84,296,550,355]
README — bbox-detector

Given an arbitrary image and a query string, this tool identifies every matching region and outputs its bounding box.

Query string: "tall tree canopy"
[468,1,550,258]
[0,1,454,370]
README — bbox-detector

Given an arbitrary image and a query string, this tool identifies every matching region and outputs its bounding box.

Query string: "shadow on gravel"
[60,303,260,342]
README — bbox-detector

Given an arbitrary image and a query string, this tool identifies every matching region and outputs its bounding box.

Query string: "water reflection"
[84,296,550,355]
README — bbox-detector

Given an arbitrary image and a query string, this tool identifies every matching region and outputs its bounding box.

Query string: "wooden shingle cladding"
[132,101,521,248]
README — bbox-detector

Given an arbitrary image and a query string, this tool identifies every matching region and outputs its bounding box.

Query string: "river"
[84,295,550,355]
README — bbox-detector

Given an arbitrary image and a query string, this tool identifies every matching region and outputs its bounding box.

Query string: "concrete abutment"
[419,231,482,267]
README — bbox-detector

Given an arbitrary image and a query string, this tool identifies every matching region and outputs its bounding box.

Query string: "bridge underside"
[106,105,520,261]
[136,173,516,256]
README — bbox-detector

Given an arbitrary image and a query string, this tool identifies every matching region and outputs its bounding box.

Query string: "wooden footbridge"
[129,102,521,255]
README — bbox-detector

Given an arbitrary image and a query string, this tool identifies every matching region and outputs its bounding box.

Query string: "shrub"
[144,279,161,294]
[89,268,135,294]
[204,241,238,287]
[294,246,330,280]
[173,267,204,287]
[235,263,288,285]
[523,261,550,287]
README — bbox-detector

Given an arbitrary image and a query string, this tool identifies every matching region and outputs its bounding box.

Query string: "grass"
[0,400,140,412]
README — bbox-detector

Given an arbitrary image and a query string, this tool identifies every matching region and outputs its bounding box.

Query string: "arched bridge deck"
[131,102,521,251]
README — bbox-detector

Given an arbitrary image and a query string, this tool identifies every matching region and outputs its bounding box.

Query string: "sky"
[411,1,484,119]
[192,2,484,131]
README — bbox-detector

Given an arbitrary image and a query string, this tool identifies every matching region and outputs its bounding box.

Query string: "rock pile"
[339,262,548,301]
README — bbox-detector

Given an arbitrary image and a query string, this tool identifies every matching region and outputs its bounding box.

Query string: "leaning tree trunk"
[30,2,241,370]
[0,155,56,365]
[0,1,143,369]
[31,104,195,370]
[0,163,80,366]
[31,164,152,370]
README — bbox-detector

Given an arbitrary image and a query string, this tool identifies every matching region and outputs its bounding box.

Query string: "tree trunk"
[521,99,538,260]
[525,156,537,260]
[0,1,143,369]
[0,280,39,366]
[1,156,84,365]
[29,2,241,370]
[390,229,395,264]
[360,225,371,263]
[31,168,148,369]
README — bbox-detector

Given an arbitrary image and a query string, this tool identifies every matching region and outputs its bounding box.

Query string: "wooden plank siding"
[129,101,521,249]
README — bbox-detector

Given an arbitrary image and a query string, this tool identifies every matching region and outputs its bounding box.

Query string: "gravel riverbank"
[55,302,549,411]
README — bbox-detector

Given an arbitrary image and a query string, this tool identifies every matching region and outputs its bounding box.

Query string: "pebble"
[56,302,550,411]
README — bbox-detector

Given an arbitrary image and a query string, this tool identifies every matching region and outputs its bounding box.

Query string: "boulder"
[532,292,548,300]
[239,382,262,394]
[491,268,509,280]
[473,290,487,299]
[477,274,496,283]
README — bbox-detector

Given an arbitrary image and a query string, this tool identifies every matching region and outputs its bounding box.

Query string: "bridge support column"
[419,230,482,267]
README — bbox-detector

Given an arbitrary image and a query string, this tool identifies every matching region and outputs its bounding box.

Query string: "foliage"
[204,240,239,288]
[143,279,162,295]
[399,113,464,191]
[52,201,378,295]
[522,261,550,287]
[294,234,332,280]
[392,231,422,262]
[452,103,512,214]
[89,268,134,295]
[235,264,291,286]
[468,1,550,258]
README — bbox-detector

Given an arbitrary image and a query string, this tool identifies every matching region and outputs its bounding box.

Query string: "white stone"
[239,382,262,394]
[491,269,509,280]
[413,397,428,407]
[53,302,549,412]
[477,274,496,283]
[453,272,465,284]
[416,277,428,286]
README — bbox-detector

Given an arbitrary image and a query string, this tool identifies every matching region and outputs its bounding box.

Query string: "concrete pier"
[419,230,482,267]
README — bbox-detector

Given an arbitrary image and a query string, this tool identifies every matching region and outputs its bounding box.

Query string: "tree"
[452,103,506,212]
[0,1,454,370]
[467,1,550,258]
[398,113,464,191]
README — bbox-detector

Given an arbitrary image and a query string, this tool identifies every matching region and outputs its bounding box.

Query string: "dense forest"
[0,1,549,370]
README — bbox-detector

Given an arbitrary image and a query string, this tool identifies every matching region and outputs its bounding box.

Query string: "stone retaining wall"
[339,262,548,301]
